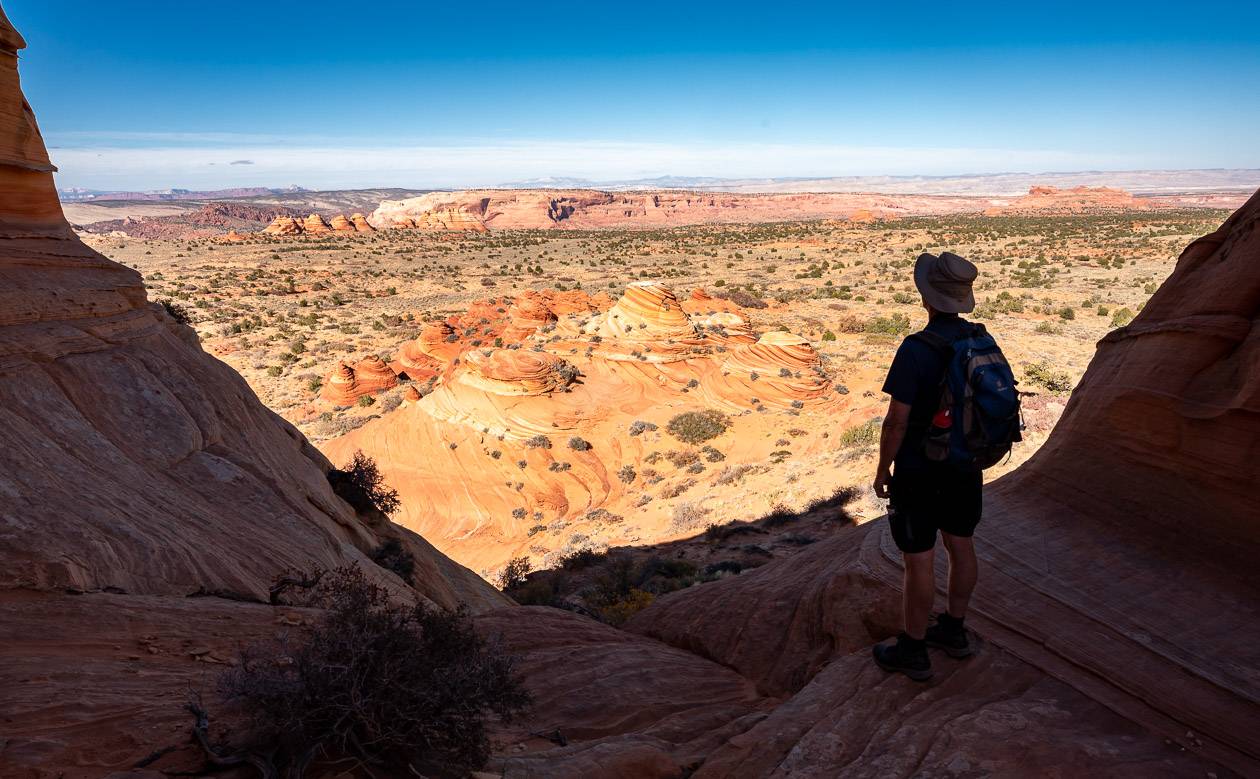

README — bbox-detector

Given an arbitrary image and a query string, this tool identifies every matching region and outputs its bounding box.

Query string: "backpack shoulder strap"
[909,329,952,356]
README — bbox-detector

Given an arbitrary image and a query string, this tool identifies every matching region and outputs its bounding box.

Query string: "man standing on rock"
[869,251,1020,681]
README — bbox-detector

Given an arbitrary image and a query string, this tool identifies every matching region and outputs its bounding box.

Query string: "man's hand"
[874,399,911,501]
[873,467,892,500]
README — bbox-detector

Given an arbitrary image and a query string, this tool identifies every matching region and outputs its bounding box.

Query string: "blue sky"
[10,0,1260,190]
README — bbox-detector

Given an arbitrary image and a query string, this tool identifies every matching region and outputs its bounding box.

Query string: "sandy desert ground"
[83,204,1230,581]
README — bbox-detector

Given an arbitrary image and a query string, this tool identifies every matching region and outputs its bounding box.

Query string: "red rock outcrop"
[350,211,375,232]
[329,213,355,231]
[0,12,506,773]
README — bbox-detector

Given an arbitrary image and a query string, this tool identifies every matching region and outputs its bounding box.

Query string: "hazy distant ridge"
[499,169,1260,196]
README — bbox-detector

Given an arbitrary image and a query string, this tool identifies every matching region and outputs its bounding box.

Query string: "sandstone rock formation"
[719,331,832,400]
[583,280,698,356]
[320,355,399,405]
[303,212,332,233]
[262,214,302,234]
[350,211,375,232]
[329,213,355,231]
[0,12,506,773]
[323,282,849,573]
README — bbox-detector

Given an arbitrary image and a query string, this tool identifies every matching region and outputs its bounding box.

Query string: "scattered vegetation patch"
[666,409,730,444]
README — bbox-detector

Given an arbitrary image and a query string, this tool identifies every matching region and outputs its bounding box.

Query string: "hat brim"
[914,253,975,314]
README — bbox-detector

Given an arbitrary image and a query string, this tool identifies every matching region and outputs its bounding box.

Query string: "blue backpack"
[913,323,1022,470]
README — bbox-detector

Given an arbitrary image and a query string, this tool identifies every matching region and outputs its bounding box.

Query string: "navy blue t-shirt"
[881,314,973,471]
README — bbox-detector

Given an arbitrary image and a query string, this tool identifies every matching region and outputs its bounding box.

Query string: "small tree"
[327,450,400,516]
[498,557,532,591]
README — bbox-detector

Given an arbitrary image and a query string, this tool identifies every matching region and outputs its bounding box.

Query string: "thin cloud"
[229,159,255,165]
[46,139,1166,191]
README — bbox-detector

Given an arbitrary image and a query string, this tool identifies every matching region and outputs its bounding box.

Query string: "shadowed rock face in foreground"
[0,4,1256,776]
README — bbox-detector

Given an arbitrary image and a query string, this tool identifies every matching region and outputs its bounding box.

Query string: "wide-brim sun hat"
[914,251,977,314]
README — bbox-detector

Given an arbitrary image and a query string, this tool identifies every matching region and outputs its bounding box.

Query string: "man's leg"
[902,549,935,639]
[940,531,977,618]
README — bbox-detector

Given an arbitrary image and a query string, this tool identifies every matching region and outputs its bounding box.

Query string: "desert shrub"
[596,589,655,626]
[821,330,837,341]
[666,410,729,444]
[864,313,911,335]
[700,445,725,463]
[763,502,798,527]
[714,288,768,309]
[704,560,744,576]
[713,463,755,486]
[159,299,195,325]
[370,538,415,582]
[1110,307,1135,327]
[559,548,604,571]
[524,434,552,449]
[1035,321,1062,335]
[628,419,658,437]
[839,417,882,448]
[327,450,400,516]
[498,557,532,591]
[617,465,636,484]
[1058,306,1076,321]
[568,436,592,451]
[307,377,323,393]
[670,501,709,533]
[1023,361,1073,394]
[357,394,375,407]
[213,566,529,777]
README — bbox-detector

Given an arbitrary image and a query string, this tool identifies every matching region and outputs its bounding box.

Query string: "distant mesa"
[984,185,1153,215]
[368,188,970,231]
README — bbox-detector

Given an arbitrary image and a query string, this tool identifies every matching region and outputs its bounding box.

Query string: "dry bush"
[666,410,729,444]
[210,566,529,777]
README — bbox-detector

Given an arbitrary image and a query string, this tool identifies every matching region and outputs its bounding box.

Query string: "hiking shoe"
[872,633,932,681]
[926,612,973,658]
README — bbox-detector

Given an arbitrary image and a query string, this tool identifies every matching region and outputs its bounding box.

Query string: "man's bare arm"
[873,399,912,498]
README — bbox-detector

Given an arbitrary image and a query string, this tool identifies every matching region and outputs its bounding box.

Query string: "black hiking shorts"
[887,465,983,554]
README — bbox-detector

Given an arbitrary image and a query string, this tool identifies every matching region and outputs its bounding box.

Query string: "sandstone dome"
[460,349,576,396]
[261,215,302,234]
[302,212,333,233]
[329,213,355,231]
[583,281,698,360]
[720,330,832,401]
